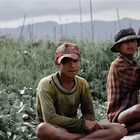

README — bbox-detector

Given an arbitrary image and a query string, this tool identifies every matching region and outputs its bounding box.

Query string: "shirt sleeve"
[107,65,122,122]
[119,64,140,90]
[80,81,95,121]
[107,62,140,122]
[37,84,85,133]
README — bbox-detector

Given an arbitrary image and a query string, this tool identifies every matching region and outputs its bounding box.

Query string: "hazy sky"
[0,0,140,28]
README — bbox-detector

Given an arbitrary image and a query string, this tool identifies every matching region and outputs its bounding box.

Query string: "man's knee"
[36,122,48,139]
[118,104,140,124]
[36,122,61,140]
[131,104,140,115]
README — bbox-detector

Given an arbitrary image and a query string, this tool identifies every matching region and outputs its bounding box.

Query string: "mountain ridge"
[0,18,140,42]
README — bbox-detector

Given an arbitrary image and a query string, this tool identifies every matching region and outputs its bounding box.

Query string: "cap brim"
[111,35,140,52]
[57,54,79,64]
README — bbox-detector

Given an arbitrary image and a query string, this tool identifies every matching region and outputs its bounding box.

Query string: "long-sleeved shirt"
[107,54,140,122]
[36,72,95,133]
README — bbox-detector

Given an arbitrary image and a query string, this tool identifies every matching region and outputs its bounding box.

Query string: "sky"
[0,0,140,28]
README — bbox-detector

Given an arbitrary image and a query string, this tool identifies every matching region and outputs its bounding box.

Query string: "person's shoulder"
[39,75,52,84]
[75,75,89,86]
[37,74,53,91]
[111,56,125,68]
[75,75,87,81]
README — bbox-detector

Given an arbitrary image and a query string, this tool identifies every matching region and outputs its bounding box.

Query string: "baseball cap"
[55,43,80,64]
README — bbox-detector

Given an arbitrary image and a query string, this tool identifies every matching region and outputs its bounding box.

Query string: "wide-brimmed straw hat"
[111,28,140,52]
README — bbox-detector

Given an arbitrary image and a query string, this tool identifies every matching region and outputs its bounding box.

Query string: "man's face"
[58,57,80,78]
[118,39,138,56]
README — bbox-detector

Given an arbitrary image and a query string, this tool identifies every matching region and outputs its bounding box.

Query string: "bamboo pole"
[28,23,32,40]
[116,8,121,29]
[59,15,63,39]
[31,20,34,41]
[19,13,27,39]
[27,20,34,42]
[65,19,68,38]
[89,0,94,42]
[79,0,83,42]
[54,26,57,43]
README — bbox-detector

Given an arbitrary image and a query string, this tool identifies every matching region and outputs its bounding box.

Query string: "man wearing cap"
[107,28,140,133]
[36,42,127,140]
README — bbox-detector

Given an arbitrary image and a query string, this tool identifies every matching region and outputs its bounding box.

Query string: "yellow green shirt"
[36,72,95,133]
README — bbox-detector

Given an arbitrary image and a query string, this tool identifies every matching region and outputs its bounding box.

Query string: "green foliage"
[0,37,122,139]
[0,88,37,140]
[79,42,117,100]
[0,37,57,90]
[94,100,107,120]
[0,37,117,100]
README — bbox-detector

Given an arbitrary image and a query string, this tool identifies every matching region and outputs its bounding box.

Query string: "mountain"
[0,18,140,42]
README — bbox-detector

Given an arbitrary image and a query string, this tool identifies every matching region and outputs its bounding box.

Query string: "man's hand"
[84,120,104,133]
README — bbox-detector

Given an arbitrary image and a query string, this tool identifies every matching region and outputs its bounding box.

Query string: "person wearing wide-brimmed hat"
[35,42,127,140]
[107,27,140,133]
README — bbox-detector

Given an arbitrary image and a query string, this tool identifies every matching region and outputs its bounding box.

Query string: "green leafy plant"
[0,37,122,139]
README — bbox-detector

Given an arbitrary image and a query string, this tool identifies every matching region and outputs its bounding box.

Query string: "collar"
[119,54,137,65]
[52,72,77,94]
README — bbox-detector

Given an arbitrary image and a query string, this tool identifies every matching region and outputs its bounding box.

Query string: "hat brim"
[111,35,140,52]
[57,54,79,64]
[137,35,140,46]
